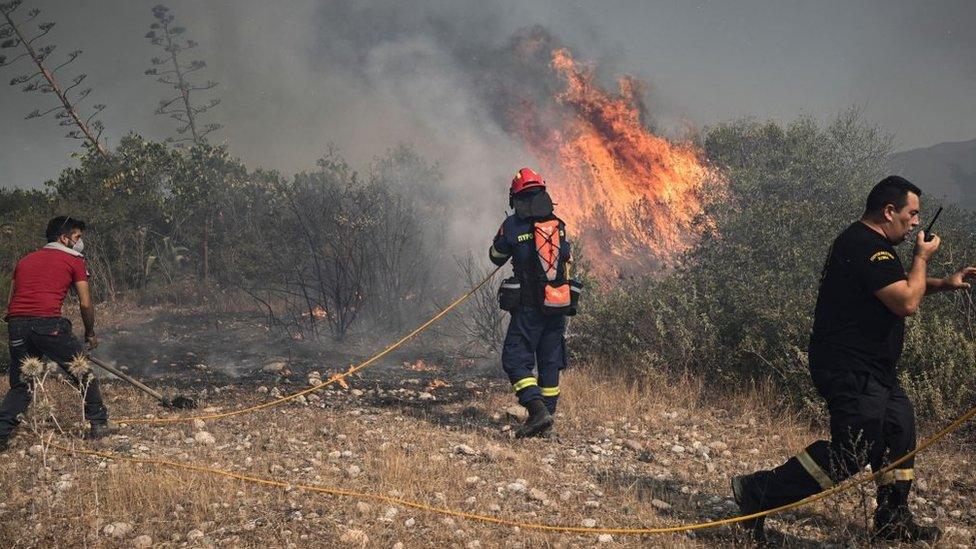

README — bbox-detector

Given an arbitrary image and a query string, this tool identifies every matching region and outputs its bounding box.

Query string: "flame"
[403,359,438,372]
[507,45,722,275]
[301,306,329,319]
[427,379,450,391]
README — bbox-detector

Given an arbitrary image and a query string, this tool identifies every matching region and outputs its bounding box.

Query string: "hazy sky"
[1,0,974,189]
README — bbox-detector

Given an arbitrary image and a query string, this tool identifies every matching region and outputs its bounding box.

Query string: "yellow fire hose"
[115,265,504,425]
[15,263,974,535]
[47,402,976,535]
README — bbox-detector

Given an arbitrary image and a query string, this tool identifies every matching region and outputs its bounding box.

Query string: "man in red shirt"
[1,216,113,451]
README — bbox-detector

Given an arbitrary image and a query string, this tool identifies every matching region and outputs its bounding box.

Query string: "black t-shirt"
[809,222,908,384]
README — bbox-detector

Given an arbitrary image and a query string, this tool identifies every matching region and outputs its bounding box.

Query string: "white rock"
[345,465,361,478]
[456,444,477,456]
[339,528,369,546]
[670,445,685,454]
[194,431,216,445]
[506,482,526,494]
[133,534,153,548]
[528,488,546,502]
[28,445,44,457]
[242,521,257,531]
[465,476,480,485]
[103,522,133,538]
[404,518,416,527]
[708,440,729,452]
[624,439,643,451]
[581,518,597,528]
[651,498,672,511]
[598,534,613,543]
[505,406,528,420]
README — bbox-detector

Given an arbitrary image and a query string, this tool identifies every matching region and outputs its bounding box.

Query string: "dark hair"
[863,176,922,216]
[45,216,86,243]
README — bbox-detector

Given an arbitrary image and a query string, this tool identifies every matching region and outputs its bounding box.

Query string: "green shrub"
[574,110,976,423]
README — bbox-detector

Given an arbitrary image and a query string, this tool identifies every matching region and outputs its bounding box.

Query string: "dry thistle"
[68,354,92,378]
[20,356,45,378]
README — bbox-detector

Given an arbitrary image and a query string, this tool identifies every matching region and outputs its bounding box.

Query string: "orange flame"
[427,379,450,391]
[403,359,438,372]
[510,46,721,275]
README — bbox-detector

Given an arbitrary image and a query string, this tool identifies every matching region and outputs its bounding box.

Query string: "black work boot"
[515,399,553,439]
[874,506,942,542]
[732,473,767,544]
[873,487,942,542]
[86,422,118,440]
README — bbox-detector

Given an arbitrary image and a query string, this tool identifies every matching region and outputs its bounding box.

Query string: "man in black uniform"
[732,176,976,542]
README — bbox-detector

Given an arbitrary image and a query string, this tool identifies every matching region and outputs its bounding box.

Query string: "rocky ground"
[1,308,975,548]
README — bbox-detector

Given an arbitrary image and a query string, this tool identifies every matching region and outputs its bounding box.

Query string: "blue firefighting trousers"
[502,307,567,414]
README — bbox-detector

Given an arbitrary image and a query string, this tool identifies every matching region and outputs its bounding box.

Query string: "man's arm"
[924,266,976,294]
[875,231,940,317]
[489,222,512,267]
[74,280,98,349]
[3,275,13,321]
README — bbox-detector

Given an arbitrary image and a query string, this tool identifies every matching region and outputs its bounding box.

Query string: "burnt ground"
[94,308,506,423]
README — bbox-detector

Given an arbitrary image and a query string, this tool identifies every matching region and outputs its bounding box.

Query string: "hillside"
[889,139,976,210]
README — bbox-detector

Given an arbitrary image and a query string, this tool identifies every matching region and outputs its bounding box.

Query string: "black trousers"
[0,317,108,439]
[750,368,916,509]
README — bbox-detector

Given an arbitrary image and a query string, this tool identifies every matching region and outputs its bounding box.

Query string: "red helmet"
[510,167,546,196]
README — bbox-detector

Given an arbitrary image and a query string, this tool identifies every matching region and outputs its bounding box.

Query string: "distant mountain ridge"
[888,138,976,211]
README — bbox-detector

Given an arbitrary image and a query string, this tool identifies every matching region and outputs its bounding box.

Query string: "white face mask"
[71,239,84,253]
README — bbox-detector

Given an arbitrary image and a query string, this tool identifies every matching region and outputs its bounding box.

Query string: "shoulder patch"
[870,251,895,262]
[517,233,533,243]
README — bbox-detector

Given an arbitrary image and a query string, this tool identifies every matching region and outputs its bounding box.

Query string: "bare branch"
[50,49,80,73]
[0,50,29,66]
[25,104,61,119]
[26,20,53,45]
[62,72,85,94]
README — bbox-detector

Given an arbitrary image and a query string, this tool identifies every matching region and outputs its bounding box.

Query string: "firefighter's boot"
[873,485,941,542]
[731,473,767,544]
[515,399,553,439]
[86,422,119,440]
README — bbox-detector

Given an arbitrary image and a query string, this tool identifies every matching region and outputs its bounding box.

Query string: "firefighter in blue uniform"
[489,168,578,438]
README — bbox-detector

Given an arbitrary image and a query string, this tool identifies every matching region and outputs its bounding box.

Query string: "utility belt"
[498,277,582,316]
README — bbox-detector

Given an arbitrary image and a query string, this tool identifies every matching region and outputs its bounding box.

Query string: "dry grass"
[1,362,974,547]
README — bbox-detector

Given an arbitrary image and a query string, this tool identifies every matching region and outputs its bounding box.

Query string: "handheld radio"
[923,206,942,242]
